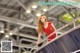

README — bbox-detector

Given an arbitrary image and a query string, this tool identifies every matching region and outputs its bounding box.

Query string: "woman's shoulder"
[48,21,52,24]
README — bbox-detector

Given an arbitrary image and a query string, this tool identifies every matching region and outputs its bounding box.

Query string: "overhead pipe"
[0,22,4,29]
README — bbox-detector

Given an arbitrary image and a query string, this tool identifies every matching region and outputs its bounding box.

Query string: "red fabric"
[43,22,56,41]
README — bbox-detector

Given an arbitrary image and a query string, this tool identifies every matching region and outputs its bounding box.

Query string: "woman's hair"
[37,15,47,33]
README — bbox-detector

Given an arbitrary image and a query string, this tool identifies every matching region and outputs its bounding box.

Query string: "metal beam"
[0,4,19,12]
[61,6,75,18]
[15,0,26,10]
[13,0,37,29]
[14,44,38,49]
[48,6,58,11]
[19,33,37,40]
[58,18,66,24]
[15,0,58,13]
[0,15,37,29]
[0,15,38,39]
[20,39,36,45]
[14,0,59,29]
[9,26,38,40]
[13,31,38,40]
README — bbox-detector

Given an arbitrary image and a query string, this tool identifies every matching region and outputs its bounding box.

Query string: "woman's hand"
[36,32,42,45]
[36,40,40,45]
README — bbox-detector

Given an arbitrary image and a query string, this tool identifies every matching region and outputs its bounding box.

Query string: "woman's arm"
[36,32,42,45]
[51,23,57,36]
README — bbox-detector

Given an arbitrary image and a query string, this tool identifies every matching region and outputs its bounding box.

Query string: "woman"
[36,15,57,45]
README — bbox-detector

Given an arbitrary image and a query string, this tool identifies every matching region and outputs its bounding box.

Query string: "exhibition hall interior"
[0,0,80,53]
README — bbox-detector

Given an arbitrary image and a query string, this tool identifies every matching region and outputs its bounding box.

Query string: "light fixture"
[36,13,41,16]
[32,5,38,9]
[0,30,4,33]
[26,10,31,13]
[5,35,9,38]
[9,32,13,35]
[43,8,48,12]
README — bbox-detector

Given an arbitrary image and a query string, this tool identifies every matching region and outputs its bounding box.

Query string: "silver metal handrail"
[18,38,38,53]
[34,24,80,53]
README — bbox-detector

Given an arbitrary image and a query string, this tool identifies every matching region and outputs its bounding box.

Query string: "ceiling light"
[32,5,37,9]
[43,8,48,12]
[9,32,13,35]
[5,35,9,38]
[36,13,41,16]
[26,10,31,13]
[0,30,4,33]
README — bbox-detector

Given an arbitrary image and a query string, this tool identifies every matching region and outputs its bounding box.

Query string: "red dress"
[43,22,56,41]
